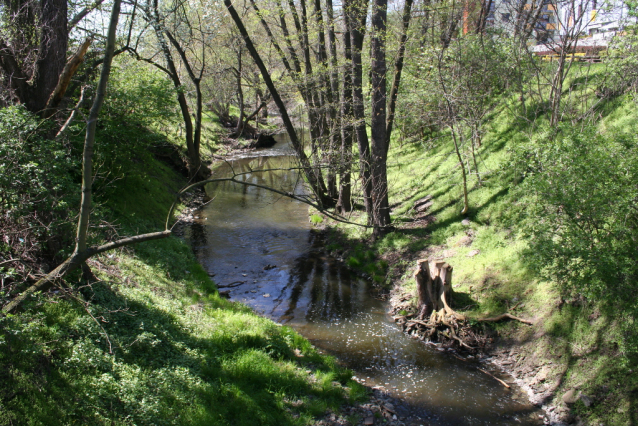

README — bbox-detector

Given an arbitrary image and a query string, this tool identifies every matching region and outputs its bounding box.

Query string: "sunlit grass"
[0,147,356,426]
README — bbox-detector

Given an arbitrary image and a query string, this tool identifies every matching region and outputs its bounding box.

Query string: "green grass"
[322,62,638,425]
[0,144,356,425]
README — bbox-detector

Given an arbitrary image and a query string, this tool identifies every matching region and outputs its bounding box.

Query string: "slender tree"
[346,0,374,221]
[369,0,391,231]
[224,0,331,206]
[132,0,210,180]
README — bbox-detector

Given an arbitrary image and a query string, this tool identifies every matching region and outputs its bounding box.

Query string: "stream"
[183,136,544,425]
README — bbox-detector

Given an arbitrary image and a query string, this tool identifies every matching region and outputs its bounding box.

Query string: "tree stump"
[397,259,528,352]
[414,259,457,321]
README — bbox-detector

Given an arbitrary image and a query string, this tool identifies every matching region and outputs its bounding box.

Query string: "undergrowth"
[321,62,638,425]
[0,65,359,423]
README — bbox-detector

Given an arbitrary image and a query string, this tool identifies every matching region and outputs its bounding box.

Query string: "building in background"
[470,0,635,44]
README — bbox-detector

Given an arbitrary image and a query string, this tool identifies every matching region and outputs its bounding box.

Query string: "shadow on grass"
[74,269,348,426]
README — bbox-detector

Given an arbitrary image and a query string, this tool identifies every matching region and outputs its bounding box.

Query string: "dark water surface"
[184,137,543,425]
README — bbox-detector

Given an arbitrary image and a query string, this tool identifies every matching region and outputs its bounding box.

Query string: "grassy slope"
[0,140,363,425]
[322,66,638,425]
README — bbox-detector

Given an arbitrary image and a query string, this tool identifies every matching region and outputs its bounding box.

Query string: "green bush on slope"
[0,64,356,425]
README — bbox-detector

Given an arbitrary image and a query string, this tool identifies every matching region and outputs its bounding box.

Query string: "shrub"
[0,106,79,291]
[519,125,638,360]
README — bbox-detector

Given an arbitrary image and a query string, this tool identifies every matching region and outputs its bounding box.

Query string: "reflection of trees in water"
[281,233,361,322]
[205,156,304,208]
[184,221,207,249]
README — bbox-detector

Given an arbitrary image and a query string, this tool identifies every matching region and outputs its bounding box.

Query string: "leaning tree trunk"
[225,0,329,206]
[75,0,122,254]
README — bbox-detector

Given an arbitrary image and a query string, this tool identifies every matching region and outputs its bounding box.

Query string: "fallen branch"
[449,327,476,350]
[478,368,510,388]
[2,231,171,315]
[173,174,375,230]
[508,301,522,311]
[478,313,533,325]
[217,281,246,288]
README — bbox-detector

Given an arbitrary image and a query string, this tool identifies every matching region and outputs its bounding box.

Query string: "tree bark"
[0,0,68,113]
[346,0,373,222]
[225,0,330,206]
[75,0,122,254]
[30,0,68,113]
[370,0,391,231]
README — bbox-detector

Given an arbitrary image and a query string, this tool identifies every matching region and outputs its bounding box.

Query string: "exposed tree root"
[477,313,534,325]
[396,311,489,354]
[395,259,535,353]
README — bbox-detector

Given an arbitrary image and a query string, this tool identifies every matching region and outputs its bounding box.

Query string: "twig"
[0,259,24,268]
[217,281,246,288]
[478,368,510,388]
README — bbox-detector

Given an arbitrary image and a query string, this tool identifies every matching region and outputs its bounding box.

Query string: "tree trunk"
[346,0,373,222]
[386,0,413,150]
[0,0,68,113]
[370,0,391,232]
[163,29,209,180]
[337,11,354,214]
[30,0,68,114]
[75,0,122,254]
[235,52,246,139]
[147,18,199,180]
[225,0,330,206]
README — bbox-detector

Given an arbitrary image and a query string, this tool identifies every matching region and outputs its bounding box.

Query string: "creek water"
[183,136,544,425]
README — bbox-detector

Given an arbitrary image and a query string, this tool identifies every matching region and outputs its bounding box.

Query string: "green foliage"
[398,35,518,142]
[0,106,79,276]
[519,126,638,359]
[104,63,177,126]
[0,108,352,424]
[608,28,638,95]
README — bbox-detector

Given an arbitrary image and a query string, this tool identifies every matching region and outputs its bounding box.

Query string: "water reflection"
[185,145,543,426]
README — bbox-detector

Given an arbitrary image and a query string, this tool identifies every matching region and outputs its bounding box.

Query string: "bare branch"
[56,86,89,138]
[69,0,108,31]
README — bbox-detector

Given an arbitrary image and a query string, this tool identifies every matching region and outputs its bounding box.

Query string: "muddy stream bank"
[182,137,545,426]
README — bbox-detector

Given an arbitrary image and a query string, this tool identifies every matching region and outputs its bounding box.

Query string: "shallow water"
[184,137,543,425]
